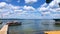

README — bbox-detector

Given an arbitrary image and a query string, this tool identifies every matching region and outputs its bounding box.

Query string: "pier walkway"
[0,25,8,34]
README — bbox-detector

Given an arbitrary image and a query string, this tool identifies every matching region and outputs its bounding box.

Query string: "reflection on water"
[0,24,2,29]
[0,19,60,34]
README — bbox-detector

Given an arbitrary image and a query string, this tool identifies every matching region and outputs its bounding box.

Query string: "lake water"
[0,19,60,34]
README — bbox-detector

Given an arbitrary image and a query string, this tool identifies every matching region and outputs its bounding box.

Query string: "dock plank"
[0,25,8,34]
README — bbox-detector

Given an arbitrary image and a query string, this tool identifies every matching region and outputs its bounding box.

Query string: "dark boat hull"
[8,23,21,26]
[7,22,22,26]
[53,19,60,25]
[0,22,2,24]
[55,23,60,25]
[53,19,60,21]
[54,21,60,26]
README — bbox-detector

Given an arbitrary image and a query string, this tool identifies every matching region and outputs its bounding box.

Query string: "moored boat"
[54,21,60,25]
[55,23,60,25]
[53,19,60,21]
[53,19,60,25]
[6,21,22,26]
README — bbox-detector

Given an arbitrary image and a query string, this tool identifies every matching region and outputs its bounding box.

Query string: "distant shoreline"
[0,18,53,20]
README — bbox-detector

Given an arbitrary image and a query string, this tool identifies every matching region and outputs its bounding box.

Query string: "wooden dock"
[44,31,60,34]
[0,25,8,34]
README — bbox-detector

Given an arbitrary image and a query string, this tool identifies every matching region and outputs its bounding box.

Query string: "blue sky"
[0,0,60,19]
[0,0,45,8]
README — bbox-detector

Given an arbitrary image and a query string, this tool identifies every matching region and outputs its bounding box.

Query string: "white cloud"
[38,7,48,11]
[0,2,22,18]
[0,2,7,7]
[23,5,35,11]
[37,0,60,19]
[0,2,42,19]
[47,0,59,8]
[1,0,60,19]
[42,11,51,14]
[54,0,60,3]
[25,0,37,3]
[53,14,60,19]
[8,4,21,10]
[55,8,60,11]
[41,3,48,7]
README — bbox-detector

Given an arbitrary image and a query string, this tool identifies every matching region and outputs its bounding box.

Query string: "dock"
[0,25,9,34]
[44,31,60,34]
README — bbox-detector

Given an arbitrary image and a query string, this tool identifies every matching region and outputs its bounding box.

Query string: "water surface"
[0,19,60,34]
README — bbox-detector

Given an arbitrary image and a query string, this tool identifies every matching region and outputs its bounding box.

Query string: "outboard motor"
[46,0,53,4]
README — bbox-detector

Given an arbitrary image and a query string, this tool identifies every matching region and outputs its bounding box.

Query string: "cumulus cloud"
[25,0,37,4]
[0,2,7,7]
[40,3,48,7]
[0,0,60,19]
[38,7,48,11]
[0,2,22,18]
[37,0,60,19]
[23,5,35,11]
[0,2,42,19]
[47,0,59,8]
